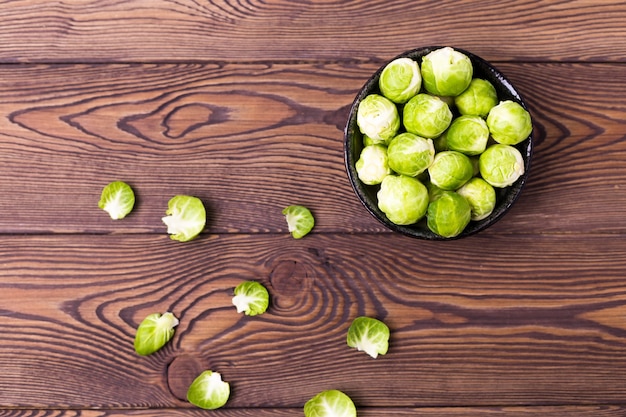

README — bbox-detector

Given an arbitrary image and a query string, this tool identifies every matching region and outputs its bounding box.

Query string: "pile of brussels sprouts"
[355,47,532,238]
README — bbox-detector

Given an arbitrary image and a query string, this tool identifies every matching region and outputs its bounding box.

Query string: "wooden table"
[1,0,626,415]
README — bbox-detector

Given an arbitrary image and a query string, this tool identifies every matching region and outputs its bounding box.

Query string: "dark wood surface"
[1,0,626,415]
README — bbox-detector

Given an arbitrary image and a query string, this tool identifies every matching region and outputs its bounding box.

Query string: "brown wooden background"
[1,0,626,415]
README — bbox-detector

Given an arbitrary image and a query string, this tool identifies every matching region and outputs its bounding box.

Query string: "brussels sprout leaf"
[304,389,357,417]
[282,205,314,239]
[232,281,270,316]
[187,370,230,410]
[98,181,135,220]
[346,316,390,359]
[162,195,206,242]
[134,312,179,356]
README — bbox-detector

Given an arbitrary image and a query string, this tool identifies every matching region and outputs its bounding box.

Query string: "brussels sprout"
[427,191,471,238]
[486,100,533,145]
[187,370,230,410]
[282,205,314,239]
[427,151,474,190]
[387,133,435,177]
[403,93,453,138]
[356,94,400,143]
[162,195,206,242]
[446,115,490,156]
[479,144,525,187]
[377,175,429,225]
[355,144,392,185]
[421,47,473,97]
[456,177,497,221]
[134,312,179,356]
[232,281,270,316]
[98,181,135,220]
[454,78,498,117]
[379,57,422,103]
[347,316,390,359]
[304,390,357,417]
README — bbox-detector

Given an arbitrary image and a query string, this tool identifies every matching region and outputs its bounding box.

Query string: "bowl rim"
[343,46,533,240]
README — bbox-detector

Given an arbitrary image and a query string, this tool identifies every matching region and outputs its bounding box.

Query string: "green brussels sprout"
[356,94,400,143]
[98,181,135,220]
[355,144,392,185]
[486,100,533,145]
[456,177,497,221]
[386,133,435,177]
[454,78,498,117]
[379,57,422,103]
[232,281,270,316]
[162,195,206,242]
[377,175,429,225]
[427,150,474,190]
[421,47,473,97]
[427,191,471,238]
[187,370,230,410]
[446,115,490,155]
[282,205,315,238]
[304,390,356,417]
[347,316,390,359]
[134,312,179,356]
[403,93,453,139]
[479,144,525,187]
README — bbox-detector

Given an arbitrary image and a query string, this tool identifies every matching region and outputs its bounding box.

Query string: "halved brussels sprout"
[379,57,422,103]
[403,93,453,138]
[427,191,471,238]
[232,281,270,316]
[356,94,400,143]
[456,177,497,221]
[486,100,533,145]
[347,316,390,359]
[134,312,179,356]
[304,390,357,417]
[187,370,230,410]
[454,78,498,117]
[445,115,490,156]
[356,144,392,185]
[98,181,135,220]
[479,144,525,187]
[386,133,435,177]
[162,195,206,242]
[427,150,474,191]
[421,47,473,97]
[283,205,315,239]
[377,175,429,225]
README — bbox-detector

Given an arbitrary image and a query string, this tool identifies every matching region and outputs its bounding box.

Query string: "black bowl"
[344,46,533,240]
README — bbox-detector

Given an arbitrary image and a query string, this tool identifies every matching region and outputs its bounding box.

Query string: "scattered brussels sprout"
[232,281,270,316]
[134,312,179,356]
[486,100,533,145]
[356,144,392,185]
[386,133,435,177]
[379,57,422,103]
[187,370,230,410]
[347,316,390,359]
[479,144,525,187]
[162,195,206,242]
[428,151,474,191]
[282,205,314,239]
[421,47,473,97]
[304,390,357,417]
[454,78,498,117]
[356,94,400,144]
[98,181,135,220]
[377,175,429,225]
[427,191,472,238]
[456,177,497,221]
[445,115,490,156]
[403,93,453,138]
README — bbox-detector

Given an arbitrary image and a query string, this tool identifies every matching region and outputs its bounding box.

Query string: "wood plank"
[0,62,624,235]
[1,233,626,408]
[1,0,625,63]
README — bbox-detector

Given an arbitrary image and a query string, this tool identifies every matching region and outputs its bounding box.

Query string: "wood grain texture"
[0,62,625,234]
[0,0,625,63]
[1,234,626,408]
